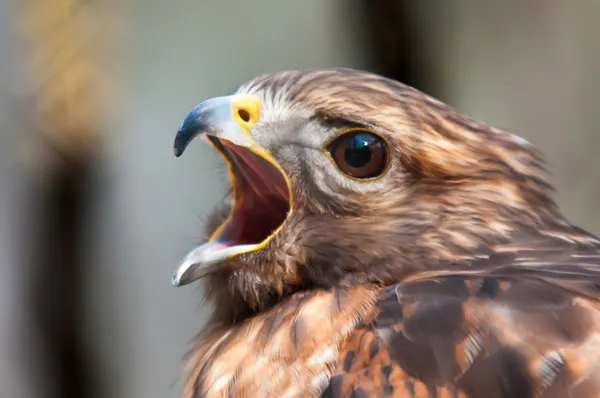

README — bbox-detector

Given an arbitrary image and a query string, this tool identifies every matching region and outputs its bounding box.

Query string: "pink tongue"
[202,242,229,255]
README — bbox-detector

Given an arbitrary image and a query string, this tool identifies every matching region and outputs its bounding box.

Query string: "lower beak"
[171,242,256,286]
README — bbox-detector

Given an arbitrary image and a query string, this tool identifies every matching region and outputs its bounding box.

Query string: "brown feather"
[184,286,378,397]
[327,268,600,397]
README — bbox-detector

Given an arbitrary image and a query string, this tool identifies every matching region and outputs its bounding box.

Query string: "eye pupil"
[326,130,389,179]
[344,135,373,168]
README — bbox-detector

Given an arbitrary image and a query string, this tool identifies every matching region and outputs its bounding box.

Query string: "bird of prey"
[171,68,600,398]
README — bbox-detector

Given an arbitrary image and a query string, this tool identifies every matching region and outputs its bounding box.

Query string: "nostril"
[238,109,251,123]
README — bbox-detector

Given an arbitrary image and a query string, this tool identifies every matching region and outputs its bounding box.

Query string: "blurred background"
[1,1,599,397]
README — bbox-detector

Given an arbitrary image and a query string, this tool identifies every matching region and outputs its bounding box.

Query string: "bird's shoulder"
[325,236,600,397]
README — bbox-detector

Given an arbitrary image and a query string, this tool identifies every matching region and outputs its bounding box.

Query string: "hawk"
[171,68,600,397]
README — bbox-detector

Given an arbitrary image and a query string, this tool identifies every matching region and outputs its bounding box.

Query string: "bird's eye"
[326,130,389,179]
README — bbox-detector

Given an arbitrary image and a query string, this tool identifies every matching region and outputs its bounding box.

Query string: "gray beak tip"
[171,272,184,287]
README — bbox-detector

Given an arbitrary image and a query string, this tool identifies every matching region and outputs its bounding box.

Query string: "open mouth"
[171,93,292,287]
[208,136,292,252]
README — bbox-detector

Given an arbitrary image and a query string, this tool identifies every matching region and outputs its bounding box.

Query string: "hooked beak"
[173,94,262,157]
[172,94,292,287]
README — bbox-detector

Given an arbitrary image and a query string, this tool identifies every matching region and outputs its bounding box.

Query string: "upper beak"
[172,94,266,287]
[174,94,263,157]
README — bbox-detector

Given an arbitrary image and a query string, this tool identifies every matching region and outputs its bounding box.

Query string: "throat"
[203,267,296,324]
[222,193,289,246]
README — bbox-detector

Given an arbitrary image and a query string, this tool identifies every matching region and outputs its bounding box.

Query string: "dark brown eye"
[326,130,389,179]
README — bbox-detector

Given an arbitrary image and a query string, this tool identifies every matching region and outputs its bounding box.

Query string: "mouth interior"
[208,136,291,250]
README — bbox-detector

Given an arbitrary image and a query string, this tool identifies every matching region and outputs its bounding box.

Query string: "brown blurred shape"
[8,0,117,397]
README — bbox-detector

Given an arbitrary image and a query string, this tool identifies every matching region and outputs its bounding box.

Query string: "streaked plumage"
[172,68,600,397]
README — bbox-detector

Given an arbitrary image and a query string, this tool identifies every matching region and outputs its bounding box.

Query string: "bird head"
[172,68,556,318]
